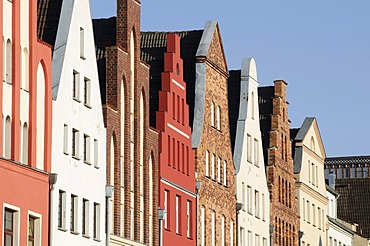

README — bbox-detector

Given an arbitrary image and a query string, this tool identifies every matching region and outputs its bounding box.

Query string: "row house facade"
[1,0,53,245]
[141,20,236,246]
[93,0,159,245]
[259,81,300,246]
[38,0,107,245]
[228,58,270,245]
[291,117,328,246]
[155,34,196,245]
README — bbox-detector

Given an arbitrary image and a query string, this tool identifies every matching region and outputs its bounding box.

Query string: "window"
[211,211,215,246]
[6,39,12,84]
[73,71,80,101]
[80,27,85,59]
[223,161,227,186]
[263,238,267,246]
[94,139,99,168]
[83,134,90,164]
[262,193,265,221]
[242,182,246,211]
[247,134,252,162]
[255,190,260,218]
[28,217,35,246]
[201,206,205,246]
[221,216,225,246]
[4,209,14,246]
[186,200,191,238]
[312,204,316,226]
[63,124,68,154]
[93,203,100,240]
[307,200,310,223]
[164,190,169,230]
[4,116,11,158]
[303,198,305,221]
[216,105,221,130]
[318,207,321,229]
[211,153,215,180]
[247,186,252,214]
[205,150,209,177]
[21,123,28,164]
[240,227,245,246]
[254,139,259,166]
[311,162,315,185]
[316,165,319,187]
[217,157,221,183]
[308,160,311,183]
[84,77,91,107]
[71,195,78,232]
[251,92,255,119]
[176,195,181,234]
[58,190,66,229]
[82,199,89,237]
[211,102,215,127]
[255,234,260,246]
[72,128,79,159]
[248,230,252,246]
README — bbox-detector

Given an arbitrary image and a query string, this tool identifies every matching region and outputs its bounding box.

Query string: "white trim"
[172,79,185,90]
[167,123,190,139]
[3,203,21,246]
[28,210,42,246]
[161,179,196,198]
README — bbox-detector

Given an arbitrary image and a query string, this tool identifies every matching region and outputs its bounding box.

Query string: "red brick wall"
[267,80,299,246]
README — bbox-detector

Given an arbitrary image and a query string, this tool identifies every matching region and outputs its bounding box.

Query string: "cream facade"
[233,58,270,246]
[292,117,328,246]
[49,0,106,245]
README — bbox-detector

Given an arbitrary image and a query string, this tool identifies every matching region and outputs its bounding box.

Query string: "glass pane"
[4,210,13,230]
[5,234,12,246]
[29,217,35,236]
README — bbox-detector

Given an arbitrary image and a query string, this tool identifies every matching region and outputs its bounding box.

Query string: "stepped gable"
[258,86,274,166]
[37,0,63,47]
[227,70,241,153]
[140,30,203,127]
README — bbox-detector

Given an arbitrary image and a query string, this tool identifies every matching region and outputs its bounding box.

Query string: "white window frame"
[58,190,67,230]
[211,153,215,180]
[3,204,20,246]
[247,134,252,162]
[70,194,78,233]
[201,206,205,246]
[164,190,169,230]
[254,139,259,167]
[28,211,42,246]
[73,70,80,101]
[223,161,227,186]
[94,139,99,168]
[217,157,221,183]
[72,128,80,159]
[83,134,91,164]
[80,27,85,59]
[247,186,252,214]
[84,77,91,107]
[221,216,225,246]
[211,211,215,246]
[255,190,260,218]
[93,203,101,240]
[176,195,181,234]
[63,124,68,155]
[186,200,191,238]
[205,150,209,177]
[82,199,90,237]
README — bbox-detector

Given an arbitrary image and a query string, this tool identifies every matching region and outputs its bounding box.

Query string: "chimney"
[329,172,336,189]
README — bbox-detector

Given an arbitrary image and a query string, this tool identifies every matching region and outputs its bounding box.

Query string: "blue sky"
[90,0,370,157]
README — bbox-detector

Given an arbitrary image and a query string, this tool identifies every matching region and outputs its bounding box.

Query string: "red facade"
[0,0,52,245]
[157,34,196,246]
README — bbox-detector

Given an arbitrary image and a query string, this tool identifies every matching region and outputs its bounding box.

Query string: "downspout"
[105,185,114,246]
[48,173,57,246]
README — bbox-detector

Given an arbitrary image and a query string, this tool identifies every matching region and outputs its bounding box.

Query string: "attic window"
[80,27,85,59]
[176,63,180,75]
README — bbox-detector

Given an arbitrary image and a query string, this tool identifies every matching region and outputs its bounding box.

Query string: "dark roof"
[325,156,370,166]
[227,70,241,152]
[37,0,63,47]
[335,178,370,237]
[92,17,117,105]
[140,30,203,128]
[258,86,274,166]
[290,128,300,158]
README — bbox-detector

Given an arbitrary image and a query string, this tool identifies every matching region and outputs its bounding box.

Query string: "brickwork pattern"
[267,80,299,246]
[105,0,158,245]
[196,26,236,246]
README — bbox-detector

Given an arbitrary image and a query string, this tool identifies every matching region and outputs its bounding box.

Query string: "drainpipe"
[48,173,57,246]
[105,185,114,246]
[195,180,201,245]
[158,208,166,246]
[236,202,243,245]
[298,231,304,246]
[269,224,274,246]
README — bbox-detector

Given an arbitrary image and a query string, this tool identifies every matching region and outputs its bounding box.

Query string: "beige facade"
[292,117,328,246]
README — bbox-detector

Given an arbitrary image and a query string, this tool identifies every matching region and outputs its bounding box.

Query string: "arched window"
[211,101,215,127]
[251,92,255,119]
[4,116,11,158]
[110,135,115,234]
[216,105,221,130]
[36,63,45,169]
[139,91,144,242]
[22,123,28,164]
[6,39,12,84]
[148,154,153,245]
[22,48,29,90]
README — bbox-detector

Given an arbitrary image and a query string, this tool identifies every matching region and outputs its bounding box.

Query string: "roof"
[37,0,63,47]
[140,30,203,128]
[335,178,370,237]
[228,69,241,152]
[327,217,354,235]
[294,117,315,141]
[258,86,274,166]
[92,17,117,104]
[325,156,370,167]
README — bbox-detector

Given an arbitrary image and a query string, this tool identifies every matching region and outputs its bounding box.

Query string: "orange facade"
[0,0,52,245]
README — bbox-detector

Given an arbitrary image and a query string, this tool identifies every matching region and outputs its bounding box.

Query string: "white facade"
[293,118,327,246]
[234,58,270,246]
[50,0,106,245]
[327,187,353,246]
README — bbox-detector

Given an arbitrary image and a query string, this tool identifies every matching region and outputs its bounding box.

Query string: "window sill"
[84,103,92,109]
[93,238,101,242]
[72,155,81,161]
[73,98,81,103]
[64,151,69,156]
[84,160,91,165]
[58,227,67,232]
[80,56,86,60]
[94,165,100,169]
[82,234,91,239]
[70,230,79,235]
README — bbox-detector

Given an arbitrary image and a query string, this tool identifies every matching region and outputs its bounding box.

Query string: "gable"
[302,120,326,159]
[206,24,228,72]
